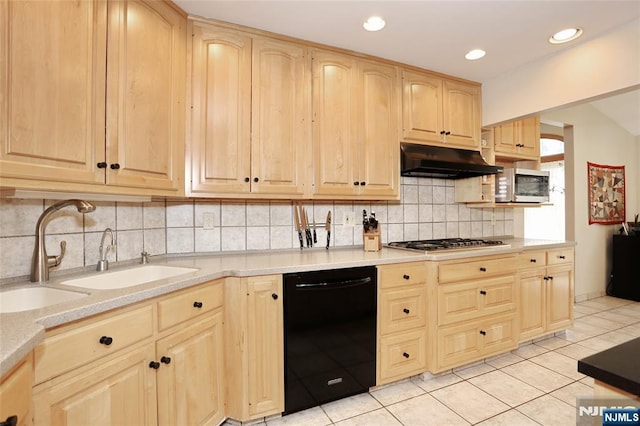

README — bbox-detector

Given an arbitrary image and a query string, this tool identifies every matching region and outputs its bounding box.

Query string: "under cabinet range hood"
[400,142,503,179]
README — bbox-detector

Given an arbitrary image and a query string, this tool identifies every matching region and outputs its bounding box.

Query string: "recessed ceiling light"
[549,28,583,44]
[363,16,386,32]
[465,49,486,60]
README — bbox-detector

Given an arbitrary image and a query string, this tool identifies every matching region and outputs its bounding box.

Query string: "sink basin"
[61,265,198,290]
[0,287,88,313]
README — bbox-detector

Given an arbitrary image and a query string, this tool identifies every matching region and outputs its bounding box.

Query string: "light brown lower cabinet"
[225,275,284,421]
[0,353,33,426]
[32,280,224,426]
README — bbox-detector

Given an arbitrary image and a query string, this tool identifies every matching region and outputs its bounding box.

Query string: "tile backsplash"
[0,178,513,281]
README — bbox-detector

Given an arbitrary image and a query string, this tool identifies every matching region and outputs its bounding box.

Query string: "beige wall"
[482,18,640,125]
[541,104,638,301]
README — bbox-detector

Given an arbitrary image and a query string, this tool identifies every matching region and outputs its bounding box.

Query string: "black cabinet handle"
[445,131,451,135]
[193,301,203,308]
[0,416,18,426]
[272,293,278,300]
[403,308,410,314]
[440,130,446,135]
[244,177,250,182]
[543,276,549,281]
[97,162,107,169]
[559,255,566,259]
[530,259,537,263]
[479,290,487,295]
[99,336,113,346]
[110,163,120,170]
[354,181,360,186]
[479,267,487,272]
[149,361,160,369]
[403,352,410,358]
[547,276,554,280]
[253,177,259,183]
[480,330,486,335]
[160,356,171,364]
[360,181,366,186]
[403,274,410,280]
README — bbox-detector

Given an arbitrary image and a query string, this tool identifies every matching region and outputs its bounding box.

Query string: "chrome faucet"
[96,228,116,272]
[30,199,96,282]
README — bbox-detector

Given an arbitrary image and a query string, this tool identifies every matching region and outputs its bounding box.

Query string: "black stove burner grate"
[388,238,504,251]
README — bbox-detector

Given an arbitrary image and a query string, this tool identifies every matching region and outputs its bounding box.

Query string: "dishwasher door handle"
[295,277,372,290]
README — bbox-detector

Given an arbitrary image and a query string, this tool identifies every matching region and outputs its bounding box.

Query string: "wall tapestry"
[587,161,625,225]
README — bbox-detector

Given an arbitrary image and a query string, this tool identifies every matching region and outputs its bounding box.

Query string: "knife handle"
[298,232,304,249]
[313,229,317,244]
[326,231,330,249]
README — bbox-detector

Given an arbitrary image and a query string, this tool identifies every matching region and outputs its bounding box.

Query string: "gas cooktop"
[387,238,510,253]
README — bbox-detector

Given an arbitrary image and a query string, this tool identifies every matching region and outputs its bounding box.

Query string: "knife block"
[363,226,382,252]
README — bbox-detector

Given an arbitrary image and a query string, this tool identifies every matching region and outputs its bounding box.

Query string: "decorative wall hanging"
[587,161,625,225]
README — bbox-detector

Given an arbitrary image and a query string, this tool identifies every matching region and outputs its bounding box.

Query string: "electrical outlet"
[343,211,355,227]
[203,212,215,230]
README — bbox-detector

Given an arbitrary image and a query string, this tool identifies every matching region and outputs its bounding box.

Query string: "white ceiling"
[175,0,640,135]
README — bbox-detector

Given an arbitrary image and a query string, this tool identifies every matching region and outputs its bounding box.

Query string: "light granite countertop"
[0,237,575,377]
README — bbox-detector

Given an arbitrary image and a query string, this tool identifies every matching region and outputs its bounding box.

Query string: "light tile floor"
[246,296,640,426]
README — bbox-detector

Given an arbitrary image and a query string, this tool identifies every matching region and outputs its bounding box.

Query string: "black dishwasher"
[283,266,377,415]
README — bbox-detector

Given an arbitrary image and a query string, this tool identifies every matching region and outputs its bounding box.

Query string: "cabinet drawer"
[438,275,515,326]
[436,313,517,371]
[517,251,547,269]
[378,330,427,384]
[35,305,153,385]
[379,285,426,335]
[547,248,574,266]
[158,281,223,331]
[378,262,426,289]
[439,256,516,283]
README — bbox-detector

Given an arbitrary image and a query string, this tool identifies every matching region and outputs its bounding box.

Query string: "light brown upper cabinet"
[402,70,481,150]
[312,49,399,199]
[188,22,310,198]
[494,116,540,159]
[0,0,186,196]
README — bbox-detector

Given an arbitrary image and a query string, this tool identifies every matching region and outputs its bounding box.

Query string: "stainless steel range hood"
[401,142,503,179]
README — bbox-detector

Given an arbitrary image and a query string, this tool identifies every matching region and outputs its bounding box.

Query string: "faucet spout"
[31,199,96,282]
[97,228,116,272]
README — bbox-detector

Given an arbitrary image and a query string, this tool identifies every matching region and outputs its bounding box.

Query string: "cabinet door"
[494,122,518,154]
[359,61,399,198]
[33,345,157,426]
[518,116,540,157]
[156,312,225,426]
[106,0,185,194]
[0,354,32,426]
[0,0,106,186]
[312,50,359,196]
[189,24,251,195]
[251,38,309,196]
[436,321,482,370]
[247,275,284,417]
[546,264,574,332]
[401,70,443,143]
[442,80,480,149]
[519,269,546,341]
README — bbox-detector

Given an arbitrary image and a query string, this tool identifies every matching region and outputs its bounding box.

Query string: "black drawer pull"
[530,259,537,263]
[479,290,487,295]
[244,177,250,182]
[253,177,259,183]
[110,163,120,170]
[193,301,203,308]
[160,356,171,364]
[547,276,554,280]
[403,274,410,280]
[403,308,410,314]
[96,162,107,169]
[479,267,487,272]
[360,181,366,186]
[479,330,486,335]
[149,361,160,369]
[354,181,360,186]
[272,293,278,300]
[99,336,113,346]
[402,352,410,358]
[0,416,17,426]
[558,255,566,259]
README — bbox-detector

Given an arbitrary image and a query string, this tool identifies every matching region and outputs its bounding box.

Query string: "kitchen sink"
[61,265,198,290]
[0,287,88,313]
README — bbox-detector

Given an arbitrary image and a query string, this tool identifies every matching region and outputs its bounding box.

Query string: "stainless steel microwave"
[495,168,550,203]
